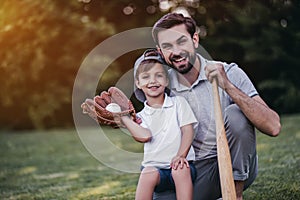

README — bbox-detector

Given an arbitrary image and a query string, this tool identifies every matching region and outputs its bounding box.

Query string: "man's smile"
[170,52,189,66]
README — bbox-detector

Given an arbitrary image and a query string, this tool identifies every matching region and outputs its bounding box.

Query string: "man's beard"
[170,52,196,74]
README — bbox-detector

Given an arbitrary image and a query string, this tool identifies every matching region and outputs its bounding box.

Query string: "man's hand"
[205,62,233,90]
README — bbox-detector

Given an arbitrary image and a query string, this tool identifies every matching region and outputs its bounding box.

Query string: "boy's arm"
[171,124,194,169]
[121,115,152,143]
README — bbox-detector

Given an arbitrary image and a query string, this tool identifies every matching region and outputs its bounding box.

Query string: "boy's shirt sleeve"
[136,112,148,129]
[176,96,198,128]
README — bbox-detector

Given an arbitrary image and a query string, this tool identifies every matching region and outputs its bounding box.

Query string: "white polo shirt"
[137,94,197,169]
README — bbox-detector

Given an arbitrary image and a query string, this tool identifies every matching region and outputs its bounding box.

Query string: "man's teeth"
[175,57,185,62]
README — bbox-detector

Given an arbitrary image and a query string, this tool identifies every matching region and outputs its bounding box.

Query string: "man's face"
[156,24,199,74]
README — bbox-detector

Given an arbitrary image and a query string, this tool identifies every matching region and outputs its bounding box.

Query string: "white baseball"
[105,103,121,113]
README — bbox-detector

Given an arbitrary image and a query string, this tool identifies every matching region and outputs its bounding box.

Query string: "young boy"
[121,49,198,200]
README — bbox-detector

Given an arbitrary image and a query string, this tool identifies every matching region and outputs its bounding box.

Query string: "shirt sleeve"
[175,96,198,128]
[225,63,258,98]
[136,112,148,129]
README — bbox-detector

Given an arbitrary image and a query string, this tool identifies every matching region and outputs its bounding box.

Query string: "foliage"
[0,0,115,129]
[258,79,300,113]
[0,114,299,199]
[194,0,300,114]
[0,0,299,129]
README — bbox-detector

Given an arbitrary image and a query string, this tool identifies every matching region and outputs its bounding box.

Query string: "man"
[150,13,281,200]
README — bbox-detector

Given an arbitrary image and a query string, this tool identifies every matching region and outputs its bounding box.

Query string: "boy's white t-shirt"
[137,94,198,169]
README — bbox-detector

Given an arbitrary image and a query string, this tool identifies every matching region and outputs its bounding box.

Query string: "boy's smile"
[136,63,168,105]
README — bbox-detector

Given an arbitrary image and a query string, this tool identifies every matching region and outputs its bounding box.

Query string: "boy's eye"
[141,74,149,79]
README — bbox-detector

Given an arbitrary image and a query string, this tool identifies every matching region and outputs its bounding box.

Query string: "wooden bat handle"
[212,78,237,200]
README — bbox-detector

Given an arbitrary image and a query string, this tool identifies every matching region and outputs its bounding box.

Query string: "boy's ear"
[135,79,141,89]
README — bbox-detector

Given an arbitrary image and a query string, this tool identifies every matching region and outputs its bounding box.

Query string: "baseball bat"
[212,78,237,200]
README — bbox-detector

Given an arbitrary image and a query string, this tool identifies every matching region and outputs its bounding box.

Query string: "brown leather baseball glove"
[81,87,136,128]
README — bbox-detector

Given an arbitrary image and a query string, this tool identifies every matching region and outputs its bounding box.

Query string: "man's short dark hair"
[152,13,197,45]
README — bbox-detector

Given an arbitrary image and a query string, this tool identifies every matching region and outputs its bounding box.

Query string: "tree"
[0,0,299,129]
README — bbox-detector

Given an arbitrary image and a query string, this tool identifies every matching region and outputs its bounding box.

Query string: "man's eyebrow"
[160,35,188,46]
[177,35,188,41]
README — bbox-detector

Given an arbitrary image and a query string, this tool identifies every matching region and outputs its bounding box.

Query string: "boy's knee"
[171,166,190,180]
[142,166,158,174]
[140,167,160,183]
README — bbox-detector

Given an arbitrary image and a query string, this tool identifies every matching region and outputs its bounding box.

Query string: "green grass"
[243,114,300,199]
[0,114,299,199]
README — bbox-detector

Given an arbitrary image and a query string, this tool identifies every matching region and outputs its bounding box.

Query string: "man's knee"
[224,104,257,184]
[224,104,255,141]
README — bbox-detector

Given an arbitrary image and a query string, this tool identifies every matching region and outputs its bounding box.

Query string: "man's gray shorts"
[153,104,258,200]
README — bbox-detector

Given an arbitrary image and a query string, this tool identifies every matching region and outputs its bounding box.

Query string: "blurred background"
[1,0,299,130]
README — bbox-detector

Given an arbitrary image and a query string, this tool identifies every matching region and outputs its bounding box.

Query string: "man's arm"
[205,63,281,137]
[225,84,280,136]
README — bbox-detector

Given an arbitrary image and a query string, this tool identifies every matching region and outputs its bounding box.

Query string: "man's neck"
[177,56,201,87]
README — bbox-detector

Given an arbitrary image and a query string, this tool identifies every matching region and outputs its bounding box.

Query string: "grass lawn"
[0,114,299,199]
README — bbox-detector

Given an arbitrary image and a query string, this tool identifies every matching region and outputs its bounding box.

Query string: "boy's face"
[156,24,199,74]
[136,63,168,100]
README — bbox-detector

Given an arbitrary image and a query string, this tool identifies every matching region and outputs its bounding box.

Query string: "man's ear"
[156,45,162,54]
[156,45,166,60]
[192,32,199,48]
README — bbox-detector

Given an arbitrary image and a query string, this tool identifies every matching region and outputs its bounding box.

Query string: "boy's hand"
[171,156,190,170]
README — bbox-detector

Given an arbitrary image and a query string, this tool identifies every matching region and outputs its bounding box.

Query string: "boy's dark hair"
[152,13,197,45]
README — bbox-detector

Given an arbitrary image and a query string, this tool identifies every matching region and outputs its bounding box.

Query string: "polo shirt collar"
[144,93,173,112]
[169,54,208,92]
